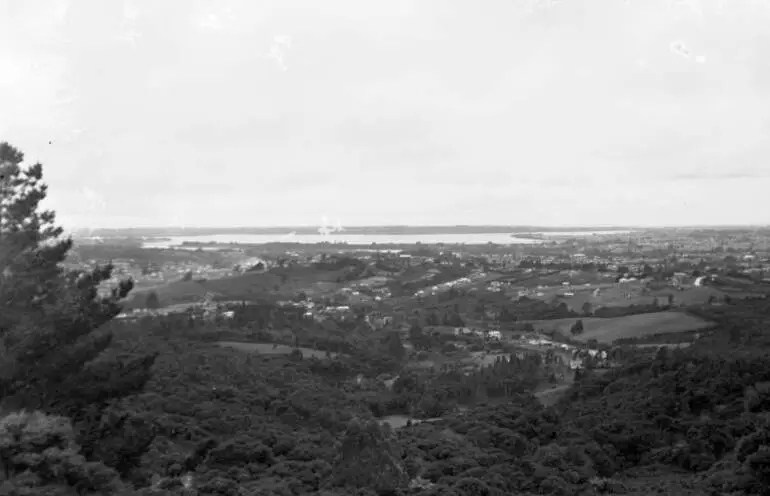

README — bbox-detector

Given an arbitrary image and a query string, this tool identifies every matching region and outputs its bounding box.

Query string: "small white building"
[454,327,471,336]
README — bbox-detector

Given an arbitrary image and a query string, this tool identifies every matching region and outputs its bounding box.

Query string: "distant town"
[68,227,770,373]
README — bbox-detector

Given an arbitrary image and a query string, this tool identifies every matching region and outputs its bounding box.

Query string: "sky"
[2,0,770,229]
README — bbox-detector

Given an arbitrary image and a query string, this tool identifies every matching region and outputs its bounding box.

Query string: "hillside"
[87,311,770,495]
[126,264,359,308]
[521,311,714,344]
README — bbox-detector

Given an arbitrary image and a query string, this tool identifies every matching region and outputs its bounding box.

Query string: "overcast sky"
[2,0,769,229]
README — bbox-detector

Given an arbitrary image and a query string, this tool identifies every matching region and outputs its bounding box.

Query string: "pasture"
[354,276,392,288]
[127,266,349,307]
[517,283,724,312]
[217,341,340,359]
[521,311,714,344]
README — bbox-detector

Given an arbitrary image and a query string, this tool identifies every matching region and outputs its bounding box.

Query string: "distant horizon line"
[68,223,768,231]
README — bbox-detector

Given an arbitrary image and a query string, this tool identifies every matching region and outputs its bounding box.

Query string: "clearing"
[521,311,713,344]
[534,380,574,407]
[217,341,340,359]
[377,415,443,430]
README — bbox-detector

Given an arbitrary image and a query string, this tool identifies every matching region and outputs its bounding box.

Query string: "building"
[569,358,584,369]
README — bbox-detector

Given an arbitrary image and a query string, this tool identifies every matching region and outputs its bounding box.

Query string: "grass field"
[126,266,349,308]
[217,341,340,359]
[354,276,392,288]
[514,284,725,312]
[521,311,714,344]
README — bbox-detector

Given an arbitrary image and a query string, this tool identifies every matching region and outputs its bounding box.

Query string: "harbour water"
[141,230,632,249]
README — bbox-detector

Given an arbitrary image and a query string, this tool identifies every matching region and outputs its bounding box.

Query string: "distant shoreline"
[77,225,638,238]
[69,224,766,239]
[136,231,637,249]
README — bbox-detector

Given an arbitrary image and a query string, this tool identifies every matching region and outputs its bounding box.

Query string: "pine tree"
[145,291,161,309]
[0,142,155,416]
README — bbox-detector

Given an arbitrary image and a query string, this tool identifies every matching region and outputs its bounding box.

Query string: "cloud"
[198,12,221,30]
[329,113,458,167]
[6,0,770,228]
[0,51,71,139]
[266,170,337,192]
[173,114,304,148]
[669,169,770,181]
[263,35,292,71]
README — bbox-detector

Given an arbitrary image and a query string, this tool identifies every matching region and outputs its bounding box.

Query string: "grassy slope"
[522,285,724,312]
[126,266,349,307]
[521,311,714,344]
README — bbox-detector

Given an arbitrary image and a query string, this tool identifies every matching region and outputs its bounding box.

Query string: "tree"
[294,291,308,302]
[499,307,517,322]
[426,311,439,326]
[0,410,125,493]
[384,331,405,360]
[1,145,72,327]
[181,270,193,282]
[327,419,409,492]
[0,142,155,417]
[409,324,430,351]
[581,302,594,316]
[570,320,584,335]
[145,291,160,309]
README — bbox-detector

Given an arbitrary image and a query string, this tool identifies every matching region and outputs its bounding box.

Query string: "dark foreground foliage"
[7,323,765,495]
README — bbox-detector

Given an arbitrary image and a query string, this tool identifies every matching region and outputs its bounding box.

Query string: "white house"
[454,327,472,336]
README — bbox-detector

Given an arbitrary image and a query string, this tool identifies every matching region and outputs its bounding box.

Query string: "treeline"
[518,260,611,271]
[502,297,578,321]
